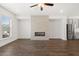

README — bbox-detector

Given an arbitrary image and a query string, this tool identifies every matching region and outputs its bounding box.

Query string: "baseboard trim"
[49,38,63,40]
[17,38,66,40]
[18,38,30,40]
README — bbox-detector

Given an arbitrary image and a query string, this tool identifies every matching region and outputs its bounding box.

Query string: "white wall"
[0,6,18,47]
[18,16,67,40]
[49,17,67,40]
[18,19,31,39]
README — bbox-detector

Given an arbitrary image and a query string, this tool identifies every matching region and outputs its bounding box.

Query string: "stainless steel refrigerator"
[67,19,75,40]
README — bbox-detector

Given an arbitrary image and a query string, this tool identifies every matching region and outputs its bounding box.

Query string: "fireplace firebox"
[35,32,45,36]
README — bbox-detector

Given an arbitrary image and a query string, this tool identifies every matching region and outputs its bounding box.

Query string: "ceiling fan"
[30,3,54,11]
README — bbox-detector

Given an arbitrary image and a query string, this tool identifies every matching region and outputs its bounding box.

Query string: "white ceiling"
[1,3,79,19]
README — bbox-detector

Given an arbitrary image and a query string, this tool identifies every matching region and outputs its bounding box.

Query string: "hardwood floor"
[0,39,79,56]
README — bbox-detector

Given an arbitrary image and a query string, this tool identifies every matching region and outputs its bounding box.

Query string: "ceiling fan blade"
[44,3,54,6]
[30,4,38,7]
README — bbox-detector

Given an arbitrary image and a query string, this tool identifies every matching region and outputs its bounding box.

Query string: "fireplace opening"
[35,32,45,36]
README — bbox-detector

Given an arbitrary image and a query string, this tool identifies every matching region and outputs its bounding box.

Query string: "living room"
[0,3,79,56]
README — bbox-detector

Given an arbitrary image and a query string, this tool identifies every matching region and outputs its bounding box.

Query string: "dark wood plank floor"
[0,39,79,56]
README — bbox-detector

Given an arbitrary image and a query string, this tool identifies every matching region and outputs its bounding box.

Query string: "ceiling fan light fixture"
[38,3,45,7]
[38,3,42,7]
[30,3,54,11]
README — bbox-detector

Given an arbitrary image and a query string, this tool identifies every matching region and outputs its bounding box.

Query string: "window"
[1,16,10,38]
